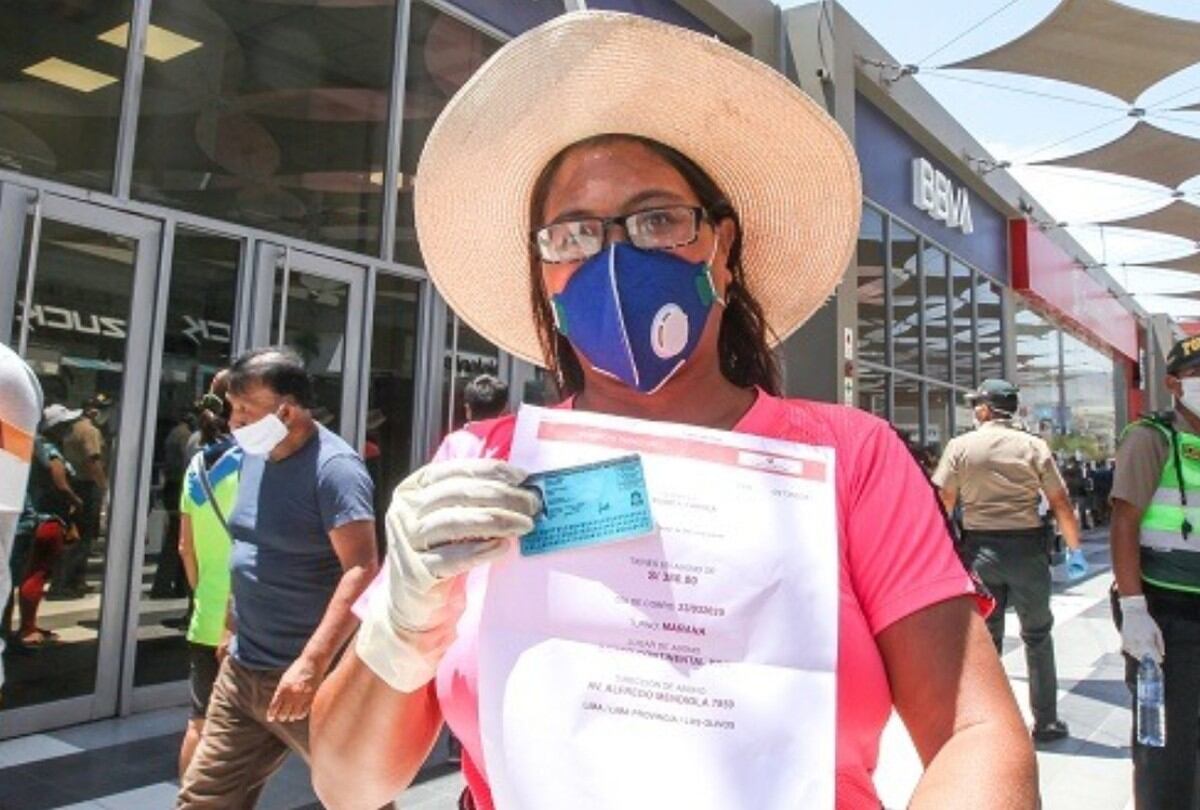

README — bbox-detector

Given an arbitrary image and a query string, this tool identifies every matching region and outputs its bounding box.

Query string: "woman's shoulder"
[748,392,894,449]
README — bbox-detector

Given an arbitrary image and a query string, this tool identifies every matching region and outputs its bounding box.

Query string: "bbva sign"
[911,157,974,235]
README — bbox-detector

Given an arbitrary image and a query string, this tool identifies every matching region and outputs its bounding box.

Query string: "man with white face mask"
[1111,335,1200,808]
[178,347,379,808]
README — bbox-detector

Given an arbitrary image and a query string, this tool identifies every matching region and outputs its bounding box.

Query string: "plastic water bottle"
[1137,655,1166,748]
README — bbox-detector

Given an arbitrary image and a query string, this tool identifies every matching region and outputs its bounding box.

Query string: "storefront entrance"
[0,185,162,736]
[0,183,377,738]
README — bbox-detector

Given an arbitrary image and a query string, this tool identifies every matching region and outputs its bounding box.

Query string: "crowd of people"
[1,10,1198,810]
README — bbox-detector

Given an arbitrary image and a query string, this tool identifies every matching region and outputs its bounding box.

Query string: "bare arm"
[1110,497,1145,597]
[311,649,444,809]
[84,457,107,493]
[882,597,1037,809]
[266,519,379,723]
[937,485,958,516]
[1046,487,1082,551]
[303,519,379,668]
[48,459,83,512]
[179,513,198,591]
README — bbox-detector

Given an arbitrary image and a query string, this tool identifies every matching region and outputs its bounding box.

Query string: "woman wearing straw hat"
[311,11,1034,810]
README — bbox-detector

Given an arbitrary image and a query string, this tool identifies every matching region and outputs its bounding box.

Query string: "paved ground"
[875,527,1133,809]
[0,529,1132,809]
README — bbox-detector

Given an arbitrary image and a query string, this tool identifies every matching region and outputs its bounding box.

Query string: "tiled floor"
[0,530,1132,809]
[873,528,1134,809]
[0,713,464,809]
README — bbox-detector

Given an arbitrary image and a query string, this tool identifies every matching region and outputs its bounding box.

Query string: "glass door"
[251,244,366,443]
[127,229,243,709]
[0,185,161,737]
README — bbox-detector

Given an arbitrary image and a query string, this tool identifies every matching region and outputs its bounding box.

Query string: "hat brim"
[415,11,862,367]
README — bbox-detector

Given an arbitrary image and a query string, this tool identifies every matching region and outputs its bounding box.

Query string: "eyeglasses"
[533,205,707,263]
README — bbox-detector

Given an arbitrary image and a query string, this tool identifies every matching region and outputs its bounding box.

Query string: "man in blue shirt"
[178,348,379,808]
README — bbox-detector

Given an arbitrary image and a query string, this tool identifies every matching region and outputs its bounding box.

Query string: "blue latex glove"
[1066,548,1089,581]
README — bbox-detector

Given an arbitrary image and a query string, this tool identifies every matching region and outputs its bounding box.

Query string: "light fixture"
[22,58,118,93]
[98,23,202,62]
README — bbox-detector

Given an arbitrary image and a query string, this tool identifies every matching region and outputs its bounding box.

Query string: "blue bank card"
[520,454,655,557]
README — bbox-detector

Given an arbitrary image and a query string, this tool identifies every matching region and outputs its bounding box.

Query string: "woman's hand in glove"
[356,459,541,692]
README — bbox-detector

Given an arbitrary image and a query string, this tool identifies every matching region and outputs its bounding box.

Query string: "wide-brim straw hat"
[415,10,862,366]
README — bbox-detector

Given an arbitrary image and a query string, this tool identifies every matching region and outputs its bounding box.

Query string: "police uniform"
[1111,334,1200,809]
[932,381,1069,736]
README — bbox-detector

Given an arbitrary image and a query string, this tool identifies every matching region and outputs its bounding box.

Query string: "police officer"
[1111,335,1200,808]
[933,378,1086,743]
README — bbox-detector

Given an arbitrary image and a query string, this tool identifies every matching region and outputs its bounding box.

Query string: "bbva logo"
[911,158,974,235]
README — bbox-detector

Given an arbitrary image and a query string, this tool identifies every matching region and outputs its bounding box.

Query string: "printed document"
[478,404,839,810]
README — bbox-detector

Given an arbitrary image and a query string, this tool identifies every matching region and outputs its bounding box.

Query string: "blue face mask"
[551,242,721,394]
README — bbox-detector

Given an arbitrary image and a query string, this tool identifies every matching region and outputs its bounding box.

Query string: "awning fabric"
[1104,200,1200,241]
[945,0,1200,104]
[1037,122,1200,190]
[1143,253,1200,275]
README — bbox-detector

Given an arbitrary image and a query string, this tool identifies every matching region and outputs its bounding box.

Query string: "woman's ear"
[712,217,737,288]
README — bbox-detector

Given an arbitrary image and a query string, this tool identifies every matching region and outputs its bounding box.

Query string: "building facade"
[0,0,1149,739]
[782,2,1147,467]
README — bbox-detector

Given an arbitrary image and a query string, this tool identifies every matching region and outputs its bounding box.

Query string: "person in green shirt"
[178,374,241,778]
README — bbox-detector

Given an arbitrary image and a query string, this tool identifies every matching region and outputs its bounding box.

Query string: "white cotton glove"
[1120,595,1165,665]
[356,458,541,692]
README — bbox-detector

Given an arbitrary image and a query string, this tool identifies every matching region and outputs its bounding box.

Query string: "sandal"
[17,629,57,646]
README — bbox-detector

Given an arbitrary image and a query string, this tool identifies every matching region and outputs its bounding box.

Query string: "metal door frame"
[250,242,368,444]
[0,183,162,738]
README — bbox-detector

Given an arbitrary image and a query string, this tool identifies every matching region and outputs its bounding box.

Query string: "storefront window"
[131,0,398,254]
[441,314,501,436]
[521,367,560,407]
[977,276,1004,382]
[951,259,974,389]
[133,230,240,688]
[1015,305,1060,439]
[889,223,920,375]
[366,273,422,550]
[927,384,953,457]
[894,374,921,447]
[855,205,1011,451]
[1062,333,1116,460]
[856,205,886,366]
[396,2,501,265]
[0,1,132,190]
[270,266,352,430]
[857,365,888,419]
[923,243,949,381]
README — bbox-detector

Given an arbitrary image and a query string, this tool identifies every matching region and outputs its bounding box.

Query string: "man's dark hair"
[227,347,315,408]
[464,374,509,420]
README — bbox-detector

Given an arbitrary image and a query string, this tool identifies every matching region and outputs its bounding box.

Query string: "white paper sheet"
[478,405,839,810]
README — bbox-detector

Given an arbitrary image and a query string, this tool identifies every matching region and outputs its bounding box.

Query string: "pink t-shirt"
[364,392,979,809]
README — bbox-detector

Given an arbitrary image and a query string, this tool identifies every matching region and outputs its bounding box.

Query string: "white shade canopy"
[1103,200,1200,241]
[1036,122,1200,190]
[946,0,1200,104]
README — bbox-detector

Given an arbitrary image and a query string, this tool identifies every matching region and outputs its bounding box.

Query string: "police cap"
[1167,335,1200,376]
[965,378,1019,415]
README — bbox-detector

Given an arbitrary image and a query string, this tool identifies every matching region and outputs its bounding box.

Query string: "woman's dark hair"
[227,347,315,408]
[527,134,780,397]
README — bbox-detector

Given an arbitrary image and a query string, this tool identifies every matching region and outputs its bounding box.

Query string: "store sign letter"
[912,158,974,235]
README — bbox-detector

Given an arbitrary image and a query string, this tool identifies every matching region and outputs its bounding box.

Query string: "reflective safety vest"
[1131,417,1200,593]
